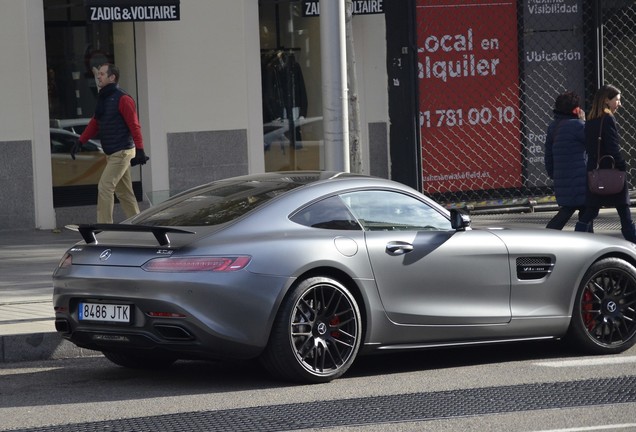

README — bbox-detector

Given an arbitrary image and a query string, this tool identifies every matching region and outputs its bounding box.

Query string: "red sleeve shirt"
[79,118,99,145]
[119,94,144,150]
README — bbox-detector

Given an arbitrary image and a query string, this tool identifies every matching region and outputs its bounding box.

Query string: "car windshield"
[134,180,304,226]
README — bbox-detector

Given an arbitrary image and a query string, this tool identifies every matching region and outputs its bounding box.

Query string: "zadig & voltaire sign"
[85,0,180,22]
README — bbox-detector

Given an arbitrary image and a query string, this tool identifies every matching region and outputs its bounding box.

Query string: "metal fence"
[414,0,636,210]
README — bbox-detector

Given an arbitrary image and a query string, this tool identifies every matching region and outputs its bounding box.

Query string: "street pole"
[345,0,362,174]
[320,0,350,172]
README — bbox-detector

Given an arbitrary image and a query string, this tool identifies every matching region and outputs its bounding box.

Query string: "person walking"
[574,84,636,242]
[72,63,148,224]
[544,91,590,230]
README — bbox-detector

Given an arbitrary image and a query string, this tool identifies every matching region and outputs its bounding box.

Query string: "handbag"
[588,115,625,195]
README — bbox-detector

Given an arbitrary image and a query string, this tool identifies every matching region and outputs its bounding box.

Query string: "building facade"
[2,1,635,231]
[1,0,389,231]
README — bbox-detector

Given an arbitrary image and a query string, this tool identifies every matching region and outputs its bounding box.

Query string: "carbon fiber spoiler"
[66,224,195,246]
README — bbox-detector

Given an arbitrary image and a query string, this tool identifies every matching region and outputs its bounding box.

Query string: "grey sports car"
[53,171,636,383]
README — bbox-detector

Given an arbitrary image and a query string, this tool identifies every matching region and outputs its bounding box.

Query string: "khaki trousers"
[97,148,140,223]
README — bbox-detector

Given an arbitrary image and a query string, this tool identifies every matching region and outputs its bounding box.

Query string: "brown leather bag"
[588,115,625,195]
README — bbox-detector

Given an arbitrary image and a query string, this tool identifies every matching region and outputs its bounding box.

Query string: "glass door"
[44,0,141,207]
[259,0,324,172]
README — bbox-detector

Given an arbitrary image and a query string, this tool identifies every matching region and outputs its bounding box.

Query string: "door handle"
[386,241,414,255]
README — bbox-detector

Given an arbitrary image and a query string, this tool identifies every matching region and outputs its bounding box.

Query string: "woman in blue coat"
[574,84,636,242]
[544,91,590,230]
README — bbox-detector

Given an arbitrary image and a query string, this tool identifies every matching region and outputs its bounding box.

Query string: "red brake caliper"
[582,288,595,331]
[330,315,341,338]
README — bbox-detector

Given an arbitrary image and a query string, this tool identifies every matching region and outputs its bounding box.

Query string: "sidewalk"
[0,228,95,362]
[0,209,625,363]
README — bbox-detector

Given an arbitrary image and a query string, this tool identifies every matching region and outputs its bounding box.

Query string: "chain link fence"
[415,0,636,211]
[602,0,636,185]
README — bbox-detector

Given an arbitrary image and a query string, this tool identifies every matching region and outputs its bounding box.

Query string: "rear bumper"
[54,315,264,360]
[53,270,293,360]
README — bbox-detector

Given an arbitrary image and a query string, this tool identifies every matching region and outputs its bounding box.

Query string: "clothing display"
[261,50,307,123]
[261,49,308,150]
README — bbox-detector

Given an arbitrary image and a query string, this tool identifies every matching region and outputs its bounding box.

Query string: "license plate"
[79,303,131,323]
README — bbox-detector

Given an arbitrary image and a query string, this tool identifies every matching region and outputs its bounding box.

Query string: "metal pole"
[594,0,604,88]
[320,0,350,172]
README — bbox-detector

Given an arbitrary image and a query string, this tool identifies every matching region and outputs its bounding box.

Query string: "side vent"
[516,257,554,280]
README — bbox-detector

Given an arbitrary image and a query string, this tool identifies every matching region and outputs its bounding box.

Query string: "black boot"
[575,221,591,233]
[621,223,636,243]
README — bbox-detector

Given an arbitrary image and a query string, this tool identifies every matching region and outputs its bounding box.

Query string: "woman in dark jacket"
[544,91,589,230]
[574,84,636,242]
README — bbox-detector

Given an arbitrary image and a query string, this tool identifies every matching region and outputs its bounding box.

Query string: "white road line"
[532,425,636,432]
[534,356,636,368]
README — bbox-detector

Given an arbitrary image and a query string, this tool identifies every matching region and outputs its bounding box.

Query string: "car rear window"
[133,180,303,226]
[290,196,361,230]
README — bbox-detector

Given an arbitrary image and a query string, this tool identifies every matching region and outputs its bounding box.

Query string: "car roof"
[214,171,366,184]
[164,171,425,204]
[50,118,91,128]
[50,128,102,149]
[174,171,413,199]
[129,171,433,227]
[50,128,80,136]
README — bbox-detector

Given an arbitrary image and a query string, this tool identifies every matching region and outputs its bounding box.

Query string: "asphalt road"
[1,341,635,431]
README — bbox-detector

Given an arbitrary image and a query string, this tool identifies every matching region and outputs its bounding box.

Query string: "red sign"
[417,0,521,193]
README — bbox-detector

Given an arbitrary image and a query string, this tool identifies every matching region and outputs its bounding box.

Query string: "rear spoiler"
[66,224,196,246]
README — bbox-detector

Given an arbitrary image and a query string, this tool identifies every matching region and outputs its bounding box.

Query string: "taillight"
[141,256,251,272]
[58,253,73,269]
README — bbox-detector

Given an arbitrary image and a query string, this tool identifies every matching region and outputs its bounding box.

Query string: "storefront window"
[44,0,141,207]
[259,0,324,172]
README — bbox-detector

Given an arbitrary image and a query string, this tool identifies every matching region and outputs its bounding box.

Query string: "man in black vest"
[73,63,148,223]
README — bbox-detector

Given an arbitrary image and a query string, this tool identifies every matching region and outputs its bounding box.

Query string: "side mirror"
[450,209,471,231]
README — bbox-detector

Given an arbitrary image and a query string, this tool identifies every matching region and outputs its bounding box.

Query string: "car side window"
[340,190,452,231]
[51,138,66,154]
[51,131,101,154]
[290,196,362,230]
[50,134,74,153]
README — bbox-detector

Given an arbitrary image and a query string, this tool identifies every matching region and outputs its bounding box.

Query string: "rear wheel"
[103,351,177,369]
[260,276,362,383]
[567,258,636,354]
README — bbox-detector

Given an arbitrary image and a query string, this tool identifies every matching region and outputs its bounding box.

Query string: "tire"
[103,351,177,369]
[567,257,636,354]
[260,276,362,384]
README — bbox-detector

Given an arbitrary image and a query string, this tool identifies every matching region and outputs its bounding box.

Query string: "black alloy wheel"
[260,276,362,383]
[568,258,636,354]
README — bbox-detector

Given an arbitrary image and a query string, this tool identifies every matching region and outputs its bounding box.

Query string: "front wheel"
[567,258,636,354]
[260,276,362,383]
